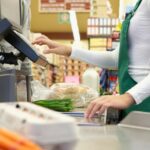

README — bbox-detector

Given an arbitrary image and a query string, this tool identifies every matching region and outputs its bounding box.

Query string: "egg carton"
[0,102,79,150]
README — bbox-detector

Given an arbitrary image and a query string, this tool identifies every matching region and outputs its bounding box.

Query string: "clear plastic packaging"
[47,83,99,108]
[31,80,53,101]
[31,82,99,108]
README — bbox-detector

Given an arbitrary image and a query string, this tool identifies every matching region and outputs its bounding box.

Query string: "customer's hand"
[85,93,135,118]
[32,35,72,56]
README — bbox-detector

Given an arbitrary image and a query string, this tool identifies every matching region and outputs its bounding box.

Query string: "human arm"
[33,35,120,69]
[127,73,150,104]
[32,35,72,56]
[70,45,119,69]
[85,72,150,118]
[85,93,135,118]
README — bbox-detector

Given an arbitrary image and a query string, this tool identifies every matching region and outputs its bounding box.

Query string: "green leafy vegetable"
[33,98,73,112]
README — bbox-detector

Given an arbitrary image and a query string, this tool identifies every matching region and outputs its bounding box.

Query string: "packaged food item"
[31,81,99,108]
[47,83,99,108]
[31,80,52,101]
[82,66,100,92]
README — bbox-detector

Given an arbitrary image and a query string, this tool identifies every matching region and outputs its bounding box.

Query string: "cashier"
[33,0,150,119]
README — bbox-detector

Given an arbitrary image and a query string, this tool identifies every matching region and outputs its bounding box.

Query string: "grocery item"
[47,83,99,107]
[31,82,99,108]
[82,66,100,92]
[33,98,73,112]
[0,102,79,150]
[0,128,42,150]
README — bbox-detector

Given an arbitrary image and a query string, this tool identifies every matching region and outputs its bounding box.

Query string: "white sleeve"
[70,45,119,69]
[127,74,150,104]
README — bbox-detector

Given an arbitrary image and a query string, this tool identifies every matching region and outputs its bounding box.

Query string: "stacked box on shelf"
[30,33,59,87]
[87,17,118,51]
[91,0,108,17]
[40,0,90,12]
[57,56,89,83]
[31,63,58,87]
[65,0,90,12]
[87,17,119,36]
[88,37,112,51]
[89,38,112,51]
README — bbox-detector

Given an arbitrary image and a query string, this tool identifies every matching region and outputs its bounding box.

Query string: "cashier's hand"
[32,35,72,56]
[85,93,135,118]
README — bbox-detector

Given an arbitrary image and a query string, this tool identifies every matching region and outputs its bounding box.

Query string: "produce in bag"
[31,82,99,108]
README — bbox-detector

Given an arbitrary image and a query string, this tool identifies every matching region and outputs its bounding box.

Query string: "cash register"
[0,0,50,102]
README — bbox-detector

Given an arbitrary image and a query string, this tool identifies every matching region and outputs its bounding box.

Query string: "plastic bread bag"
[31,82,99,108]
[47,83,99,108]
[31,80,54,101]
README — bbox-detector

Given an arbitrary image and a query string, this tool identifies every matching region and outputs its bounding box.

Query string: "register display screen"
[0,0,23,32]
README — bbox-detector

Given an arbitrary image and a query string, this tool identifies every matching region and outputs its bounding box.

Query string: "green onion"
[33,98,73,112]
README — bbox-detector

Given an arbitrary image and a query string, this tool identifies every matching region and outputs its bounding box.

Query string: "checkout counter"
[62,108,150,150]
[75,111,150,150]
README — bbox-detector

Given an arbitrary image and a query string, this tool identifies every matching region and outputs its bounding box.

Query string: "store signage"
[39,0,90,12]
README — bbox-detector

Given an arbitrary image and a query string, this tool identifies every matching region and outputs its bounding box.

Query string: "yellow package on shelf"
[90,38,107,46]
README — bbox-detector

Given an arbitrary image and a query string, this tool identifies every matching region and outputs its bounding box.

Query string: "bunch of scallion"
[33,98,73,112]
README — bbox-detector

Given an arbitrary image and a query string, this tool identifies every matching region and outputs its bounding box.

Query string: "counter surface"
[75,125,150,150]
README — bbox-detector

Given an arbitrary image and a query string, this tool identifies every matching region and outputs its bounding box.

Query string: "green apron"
[118,0,150,119]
